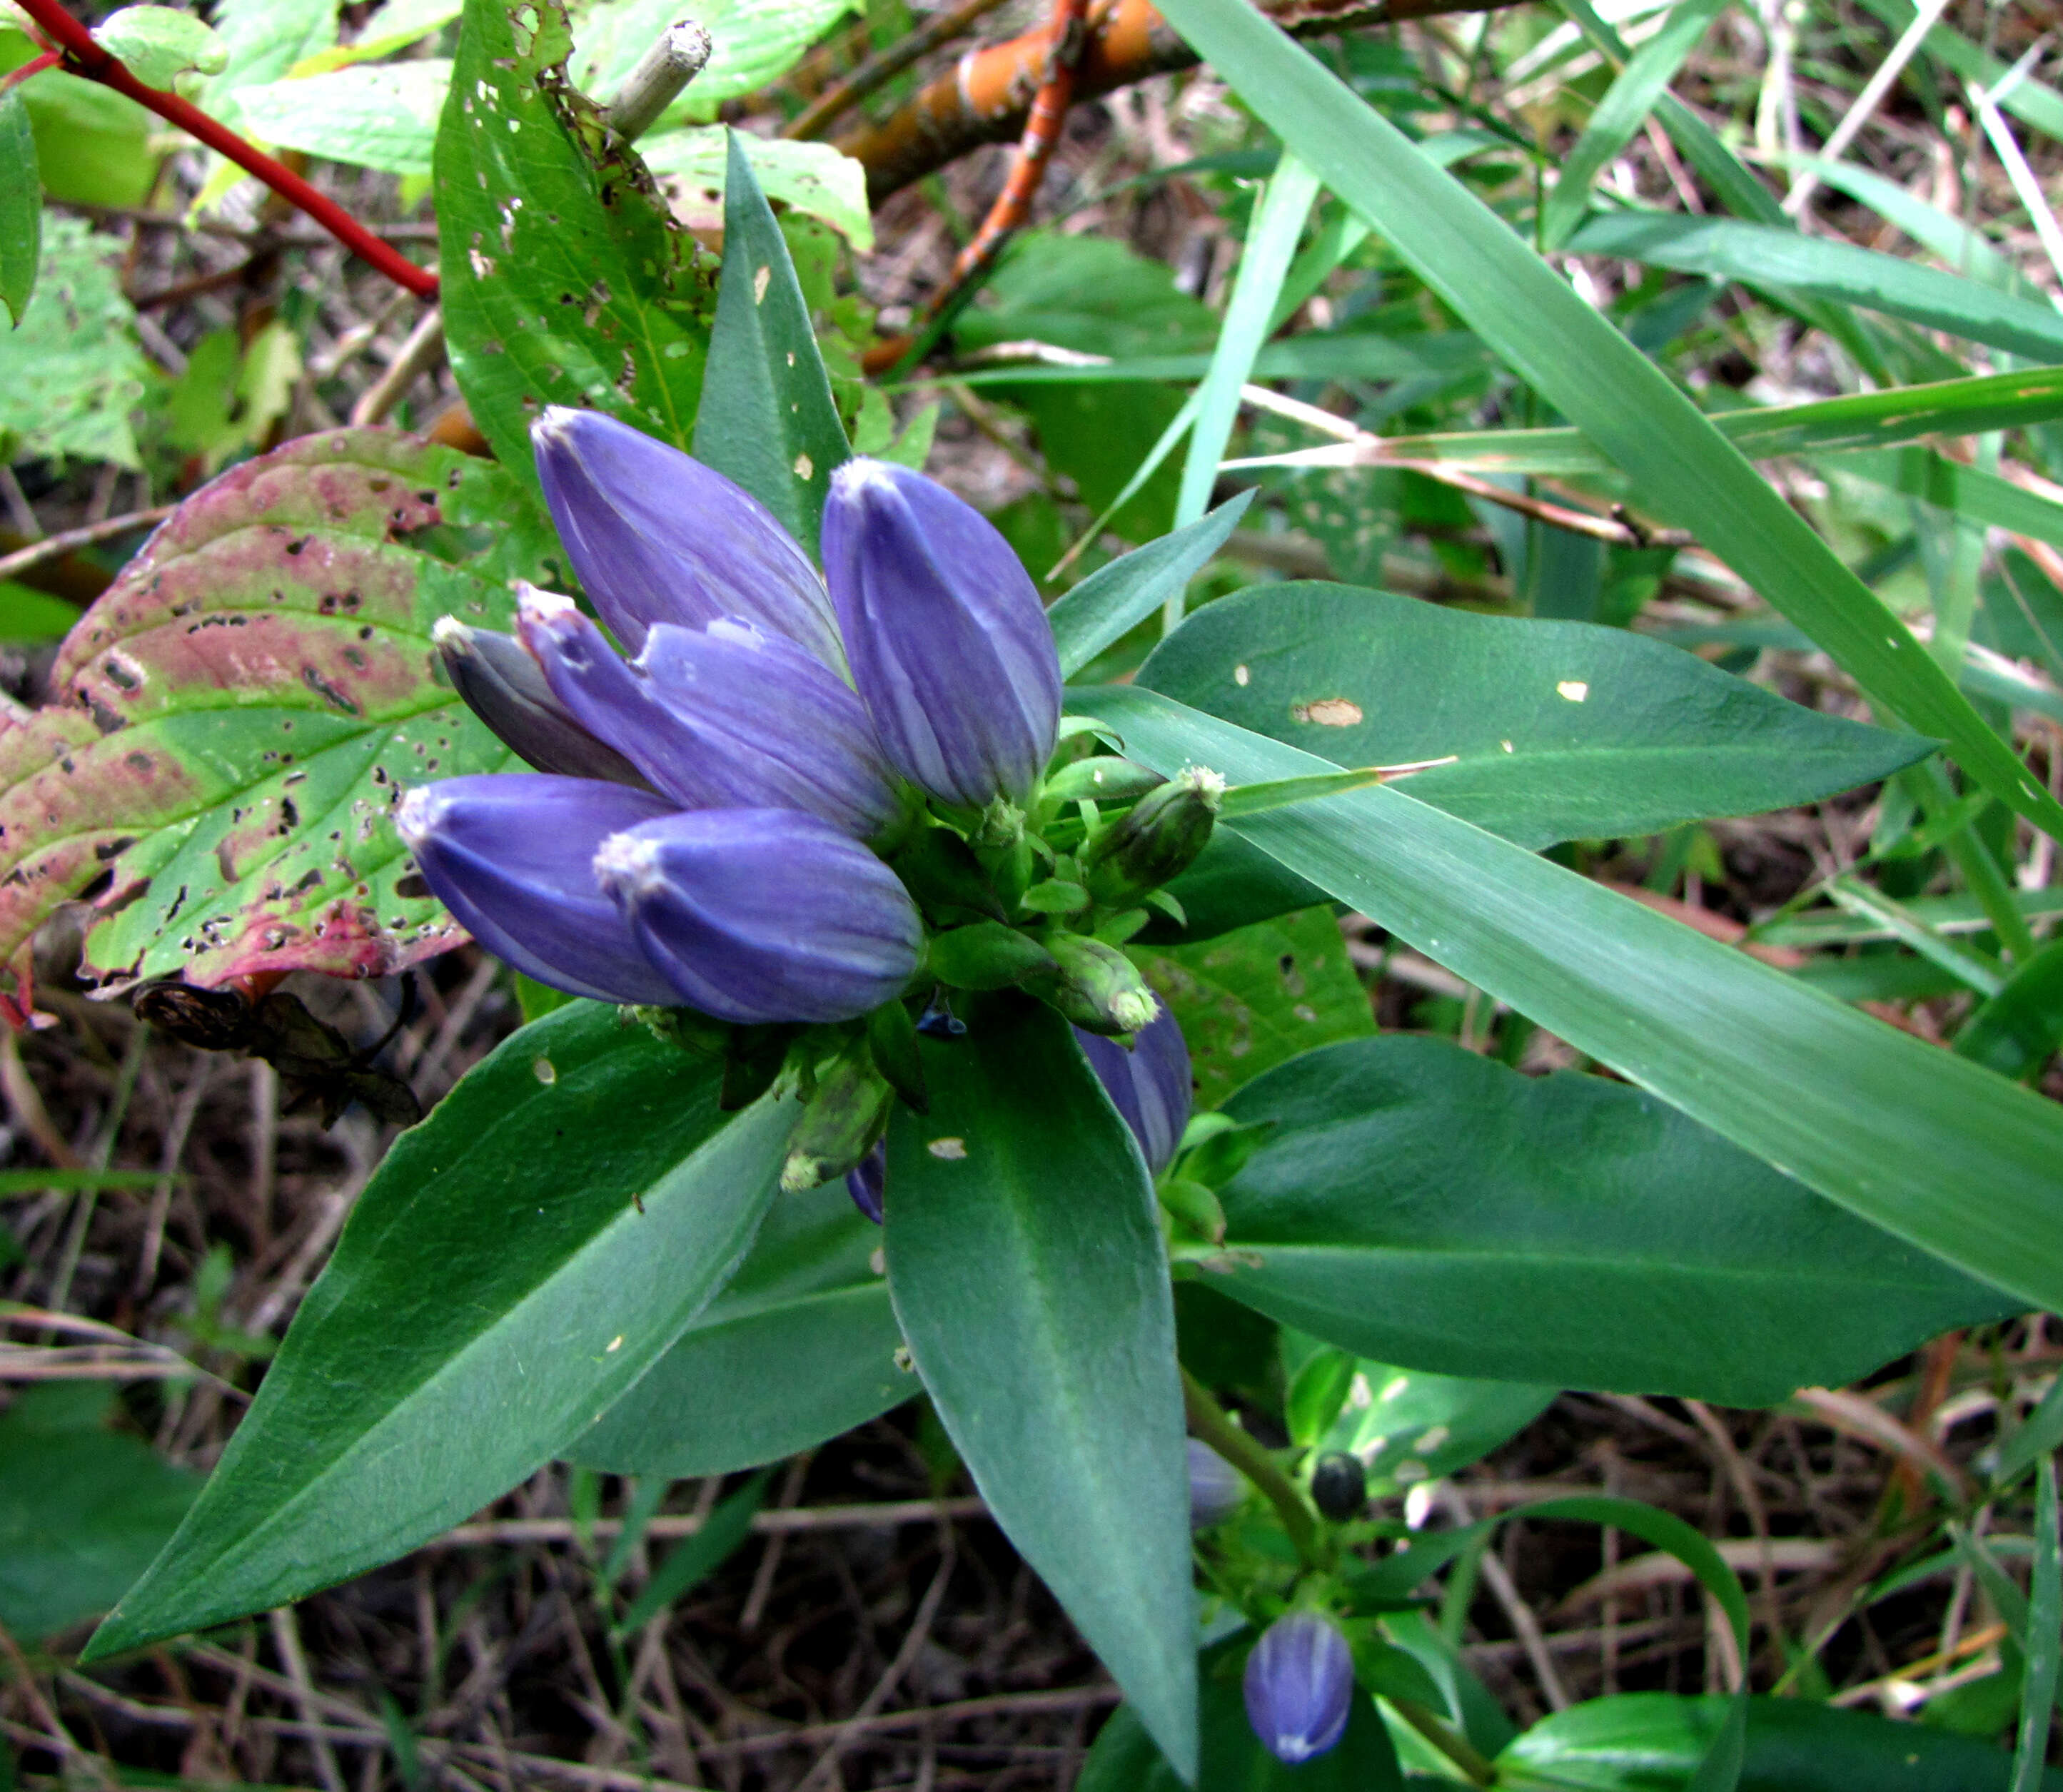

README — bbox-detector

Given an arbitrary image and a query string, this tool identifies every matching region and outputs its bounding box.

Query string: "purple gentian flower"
[516,587,903,841]
[593,810,923,1025]
[1187,1439,1244,1528]
[823,457,1062,810]
[533,407,845,667]
[410,413,1062,1028]
[396,776,680,1006]
[1243,1612,1355,1765]
[1072,1006,1192,1175]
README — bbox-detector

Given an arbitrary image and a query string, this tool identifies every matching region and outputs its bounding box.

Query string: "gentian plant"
[27,7,2063,1786]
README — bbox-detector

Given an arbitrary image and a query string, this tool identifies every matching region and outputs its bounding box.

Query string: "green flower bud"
[1082,766,1224,908]
[781,1043,893,1192]
[1032,933,1160,1036]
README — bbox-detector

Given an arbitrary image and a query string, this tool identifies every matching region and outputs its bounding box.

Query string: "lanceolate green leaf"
[1567,211,2063,365]
[84,1003,792,1659]
[568,1183,917,1477]
[1540,0,1727,250]
[437,0,717,502]
[1500,1694,2063,1792]
[1139,583,1932,848]
[1075,684,2063,1316]
[885,998,1196,1778]
[1047,490,1254,677]
[1147,0,2063,842]
[0,89,39,328]
[692,131,849,559]
[1201,1038,2015,1403]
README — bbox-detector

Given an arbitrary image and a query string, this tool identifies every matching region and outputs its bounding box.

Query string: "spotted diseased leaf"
[0,428,558,1013]
[437,0,720,499]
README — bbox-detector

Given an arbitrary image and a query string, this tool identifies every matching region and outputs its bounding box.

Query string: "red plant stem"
[14,0,439,299]
[0,49,61,95]
[932,0,1088,308]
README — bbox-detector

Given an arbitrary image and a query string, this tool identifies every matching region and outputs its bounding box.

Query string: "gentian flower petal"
[1074,1006,1192,1175]
[1187,1439,1244,1529]
[433,617,650,787]
[397,775,680,1006]
[532,408,844,666]
[822,458,1061,809]
[594,809,923,1025]
[518,590,901,839]
[846,1141,886,1224]
[1243,1611,1355,1766]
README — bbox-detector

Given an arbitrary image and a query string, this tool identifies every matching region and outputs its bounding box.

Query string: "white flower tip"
[1112,988,1160,1033]
[533,405,584,446]
[832,455,901,499]
[592,830,663,894]
[395,785,443,845]
[1179,765,1227,807]
[430,614,472,654]
[515,582,579,625]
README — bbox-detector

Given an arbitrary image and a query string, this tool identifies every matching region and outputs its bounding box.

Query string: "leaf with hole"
[1136,582,1932,848]
[0,429,559,1011]
[436,0,718,503]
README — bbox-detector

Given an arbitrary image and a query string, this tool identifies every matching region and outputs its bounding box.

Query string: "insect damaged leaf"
[0,427,561,1016]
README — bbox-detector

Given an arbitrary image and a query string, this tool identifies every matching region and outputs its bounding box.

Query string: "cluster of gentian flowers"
[400,405,1355,1769]
[399,407,1216,1206]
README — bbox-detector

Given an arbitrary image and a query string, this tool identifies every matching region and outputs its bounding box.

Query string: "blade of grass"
[2013,1457,2060,1792]
[1566,211,2063,363]
[1855,0,2063,144]
[1173,153,1321,622]
[1149,0,2063,841]
[1540,0,1729,249]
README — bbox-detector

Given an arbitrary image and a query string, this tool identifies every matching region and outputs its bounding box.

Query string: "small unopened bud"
[1243,1611,1354,1766]
[1082,766,1224,908]
[433,617,649,786]
[1187,1439,1245,1528]
[1032,933,1159,1037]
[1310,1452,1368,1521]
[782,1043,894,1193]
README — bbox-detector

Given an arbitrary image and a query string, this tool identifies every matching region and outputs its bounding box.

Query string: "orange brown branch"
[839,0,1520,203]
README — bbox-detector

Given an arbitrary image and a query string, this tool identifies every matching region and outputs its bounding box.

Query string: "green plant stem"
[1391,1695,1498,1786]
[1179,1366,1323,1570]
[1911,761,2039,961]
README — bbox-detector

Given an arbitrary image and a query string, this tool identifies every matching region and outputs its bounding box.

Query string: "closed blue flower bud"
[518,588,902,840]
[1243,1611,1355,1766]
[1187,1439,1244,1528]
[1074,1006,1192,1175]
[593,809,923,1025]
[397,775,680,1006]
[433,616,650,788]
[533,408,844,667]
[847,1141,886,1224]
[822,458,1061,809]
